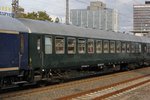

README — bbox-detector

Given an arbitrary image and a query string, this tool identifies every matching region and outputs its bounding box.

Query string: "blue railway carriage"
[0,16,29,87]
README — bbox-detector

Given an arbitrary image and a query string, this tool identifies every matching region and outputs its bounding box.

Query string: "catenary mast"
[66,0,69,25]
[12,0,19,17]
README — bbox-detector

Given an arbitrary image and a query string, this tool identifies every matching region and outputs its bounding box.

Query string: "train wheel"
[37,80,48,87]
[113,65,120,72]
[128,64,135,70]
[120,63,128,71]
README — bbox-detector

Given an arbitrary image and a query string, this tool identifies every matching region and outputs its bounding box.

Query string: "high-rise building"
[87,1,106,10]
[70,1,119,32]
[133,1,150,37]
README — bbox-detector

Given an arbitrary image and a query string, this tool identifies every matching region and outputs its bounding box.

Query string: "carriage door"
[29,34,44,69]
[19,33,28,70]
[37,36,44,69]
[142,43,147,54]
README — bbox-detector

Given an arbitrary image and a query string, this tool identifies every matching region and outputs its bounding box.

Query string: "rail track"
[0,67,150,100]
[57,74,150,100]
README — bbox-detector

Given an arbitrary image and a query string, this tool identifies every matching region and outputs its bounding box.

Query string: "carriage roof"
[0,16,28,33]
[0,16,149,43]
[19,18,150,43]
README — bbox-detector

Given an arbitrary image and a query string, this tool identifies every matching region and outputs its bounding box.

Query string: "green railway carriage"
[18,18,150,79]
[1,15,150,88]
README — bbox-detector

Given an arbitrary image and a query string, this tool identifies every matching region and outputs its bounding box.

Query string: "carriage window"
[88,39,94,53]
[68,38,76,54]
[45,36,52,54]
[20,34,24,53]
[131,43,135,53]
[135,43,139,53]
[55,37,65,54]
[96,40,102,53]
[116,41,121,53]
[148,44,150,53]
[122,42,126,53]
[103,41,109,53]
[37,38,41,51]
[110,41,115,53]
[136,43,141,53]
[127,43,130,53]
[139,44,142,53]
[147,44,150,53]
[147,44,149,53]
[78,39,86,54]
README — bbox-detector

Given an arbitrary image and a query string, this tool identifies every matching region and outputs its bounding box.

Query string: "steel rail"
[57,74,150,100]
[93,80,150,100]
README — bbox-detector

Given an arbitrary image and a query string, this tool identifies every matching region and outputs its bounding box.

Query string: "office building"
[133,1,150,37]
[70,1,119,32]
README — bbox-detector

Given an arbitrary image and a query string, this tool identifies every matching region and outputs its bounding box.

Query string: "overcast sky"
[0,0,146,32]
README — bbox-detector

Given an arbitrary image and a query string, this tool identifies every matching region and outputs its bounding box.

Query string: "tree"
[37,11,53,22]
[17,6,25,18]
[19,10,53,22]
[25,12,38,20]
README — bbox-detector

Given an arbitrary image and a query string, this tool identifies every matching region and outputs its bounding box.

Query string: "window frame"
[78,38,86,54]
[55,36,65,54]
[67,37,76,54]
[37,37,41,52]
[147,43,150,53]
[110,41,115,53]
[126,42,131,53]
[44,36,52,54]
[135,43,139,53]
[121,42,126,53]
[131,42,135,53]
[87,39,95,54]
[139,43,142,53]
[96,40,102,54]
[116,41,121,53]
[103,40,109,53]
